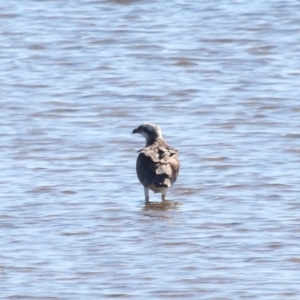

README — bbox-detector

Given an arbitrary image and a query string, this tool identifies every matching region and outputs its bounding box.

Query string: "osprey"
[132,123,179,202]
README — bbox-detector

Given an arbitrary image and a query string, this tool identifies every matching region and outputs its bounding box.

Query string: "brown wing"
[136,140,179,188]
[136,153,157,188]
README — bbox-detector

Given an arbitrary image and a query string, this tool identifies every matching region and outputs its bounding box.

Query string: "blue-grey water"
[1,0,300,299]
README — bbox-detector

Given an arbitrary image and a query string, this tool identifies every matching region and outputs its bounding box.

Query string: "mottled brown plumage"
[132,123,179,202]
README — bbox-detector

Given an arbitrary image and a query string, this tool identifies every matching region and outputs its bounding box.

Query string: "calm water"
[1,0,300,299]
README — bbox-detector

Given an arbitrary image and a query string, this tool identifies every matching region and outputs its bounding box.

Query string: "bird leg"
[161,192,167,201]
[144,188,149,202]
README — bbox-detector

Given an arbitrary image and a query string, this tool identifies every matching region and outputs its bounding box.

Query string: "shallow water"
[1,0,300,299]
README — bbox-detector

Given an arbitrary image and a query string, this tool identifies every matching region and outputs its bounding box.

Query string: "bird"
[132,123,179,202]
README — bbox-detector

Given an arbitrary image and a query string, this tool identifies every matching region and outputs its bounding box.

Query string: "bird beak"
[132,128,139,134]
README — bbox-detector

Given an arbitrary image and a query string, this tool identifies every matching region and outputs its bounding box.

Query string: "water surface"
[1,0,300,299]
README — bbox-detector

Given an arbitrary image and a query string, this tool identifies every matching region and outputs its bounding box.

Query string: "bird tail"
[153,174,172,187]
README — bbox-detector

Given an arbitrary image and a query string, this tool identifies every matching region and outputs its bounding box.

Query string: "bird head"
[132,123,163,144]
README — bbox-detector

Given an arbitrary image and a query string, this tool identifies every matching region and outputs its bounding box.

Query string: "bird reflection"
[143,200,181,211]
